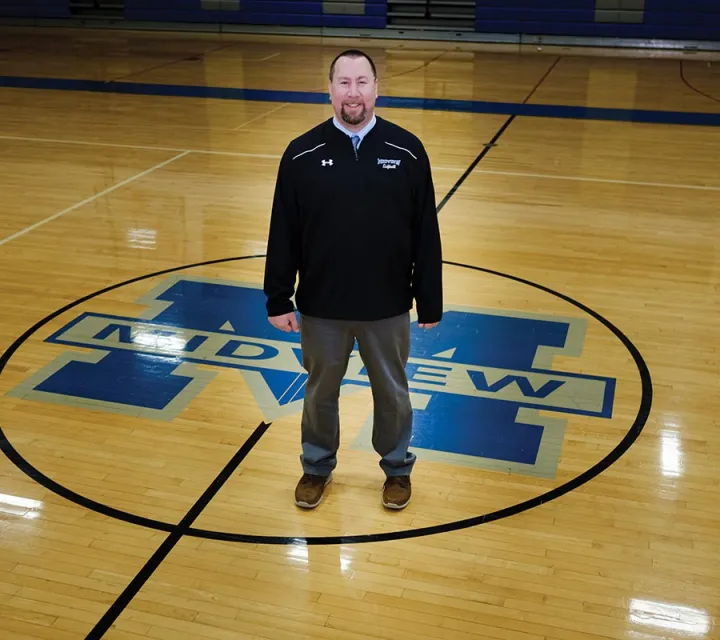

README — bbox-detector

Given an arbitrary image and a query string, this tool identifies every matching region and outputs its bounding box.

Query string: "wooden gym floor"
[0,25,719,640]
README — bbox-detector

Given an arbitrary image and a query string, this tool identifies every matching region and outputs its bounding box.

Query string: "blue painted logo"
[10,275,615,478]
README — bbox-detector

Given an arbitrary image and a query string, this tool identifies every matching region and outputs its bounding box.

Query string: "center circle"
[0,256,652,545]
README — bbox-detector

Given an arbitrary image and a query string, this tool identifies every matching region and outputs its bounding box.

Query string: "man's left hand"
[418,322,439,329]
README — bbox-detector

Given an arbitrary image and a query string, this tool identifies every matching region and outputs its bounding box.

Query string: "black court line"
[304,51,449,95]
[437,56,561,212]
[0,255,652,634]
[680,60,720,105]
[523,56,562,104]
[0,53,653,637]
[108,41,239,84]
[6,56,565,637]
[436,115,515,212]
[84,421,270,640]
[0,255,653,546]
[0,439,176,533]
[384,51,447,81]
[184,259,652,545]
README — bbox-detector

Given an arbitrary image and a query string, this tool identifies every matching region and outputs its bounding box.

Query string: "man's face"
[329,55,377,130]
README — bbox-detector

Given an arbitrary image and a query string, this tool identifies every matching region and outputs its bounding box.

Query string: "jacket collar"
[332,113,376,144]
[325,114,381,145]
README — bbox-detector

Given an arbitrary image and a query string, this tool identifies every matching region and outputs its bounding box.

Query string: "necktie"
[351,135,360,157]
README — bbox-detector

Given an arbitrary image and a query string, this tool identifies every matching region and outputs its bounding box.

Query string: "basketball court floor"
[0,25,719,640]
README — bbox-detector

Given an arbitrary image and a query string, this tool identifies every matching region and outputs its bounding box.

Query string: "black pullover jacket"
[263,115,443,325]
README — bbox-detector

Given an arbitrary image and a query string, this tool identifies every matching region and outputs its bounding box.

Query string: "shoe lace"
[301,474,323,487]
[389,476,410,489]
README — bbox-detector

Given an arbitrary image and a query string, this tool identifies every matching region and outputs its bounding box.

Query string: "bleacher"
[473,0,720,41]
[124,1,386,29]
[0,0,69,19]
[0,0,718,43]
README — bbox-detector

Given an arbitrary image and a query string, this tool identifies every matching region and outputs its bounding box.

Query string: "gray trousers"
[298,312,416,478]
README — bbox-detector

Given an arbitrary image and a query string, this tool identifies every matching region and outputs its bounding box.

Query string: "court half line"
[0,253,651,631]
[84,421,271,640]
[0,45,658,640]
[437,115,515,212]
[0,150,190,247]
[2,75,720,127]
[437,54,560,211]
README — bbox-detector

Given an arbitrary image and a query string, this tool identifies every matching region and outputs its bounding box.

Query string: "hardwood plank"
[1,25,719,640]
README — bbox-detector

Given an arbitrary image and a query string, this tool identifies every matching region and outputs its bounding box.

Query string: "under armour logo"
[321,159,333,166]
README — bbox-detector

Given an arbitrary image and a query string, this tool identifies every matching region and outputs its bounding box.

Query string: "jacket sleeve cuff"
[266,300,295,317]
[417,308,442,324]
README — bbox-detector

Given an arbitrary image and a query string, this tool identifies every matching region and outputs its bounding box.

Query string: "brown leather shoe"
[382,475,411,509]
[295,473,332,509]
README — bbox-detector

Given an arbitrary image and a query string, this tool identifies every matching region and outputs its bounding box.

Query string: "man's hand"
[418,322,439,329]
[269,312,299,333]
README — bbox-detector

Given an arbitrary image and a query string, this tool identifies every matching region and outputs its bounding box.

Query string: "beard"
[341,103,367,125]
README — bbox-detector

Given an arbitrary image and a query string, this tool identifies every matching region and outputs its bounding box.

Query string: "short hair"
[329,49,377,81]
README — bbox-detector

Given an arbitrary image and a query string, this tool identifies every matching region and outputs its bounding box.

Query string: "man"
[263,49,442,511]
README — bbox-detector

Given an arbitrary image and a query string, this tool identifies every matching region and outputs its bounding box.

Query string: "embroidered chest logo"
[321,159,333,167]
[377,158,401,170]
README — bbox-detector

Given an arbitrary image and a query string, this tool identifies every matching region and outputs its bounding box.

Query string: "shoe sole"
[295,475,332,509]
[382,496,410,510]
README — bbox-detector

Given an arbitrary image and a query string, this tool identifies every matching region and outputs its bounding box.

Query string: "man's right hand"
[268,312,299,333]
